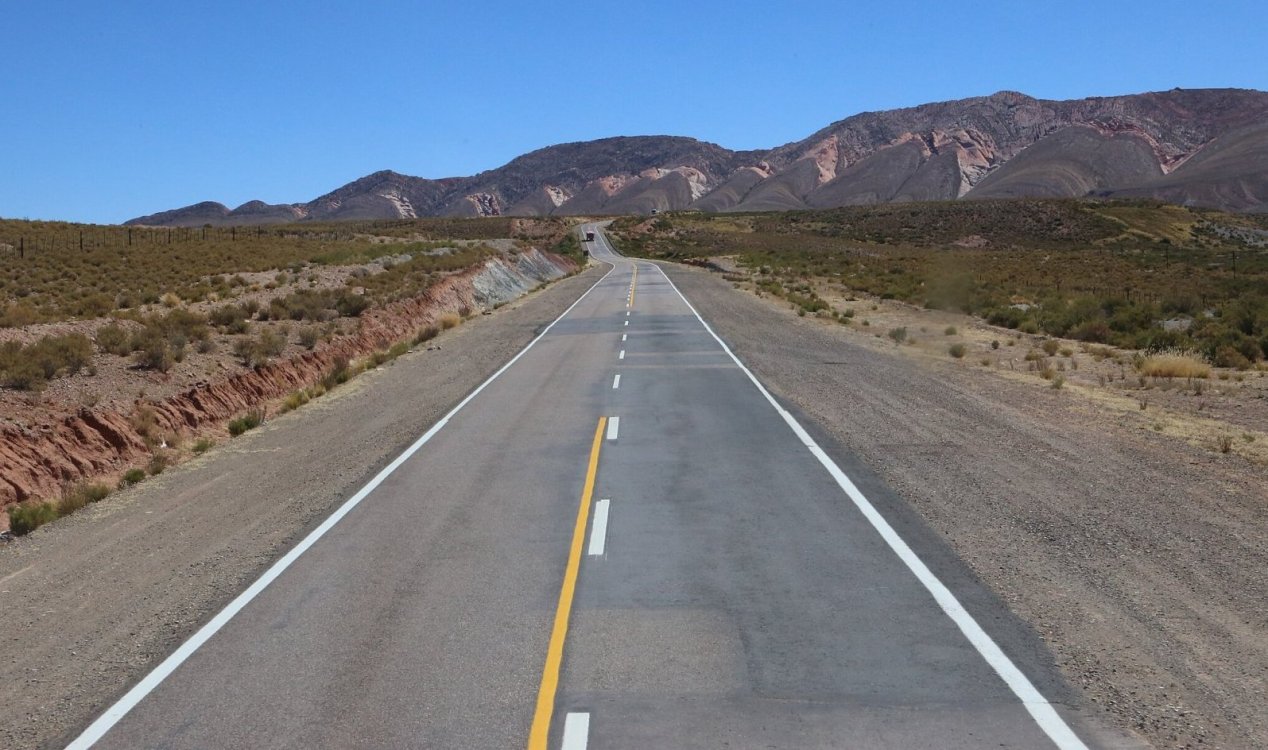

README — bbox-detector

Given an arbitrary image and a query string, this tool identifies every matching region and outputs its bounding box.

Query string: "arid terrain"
[654,261,1268,749]
[0,217,583,533]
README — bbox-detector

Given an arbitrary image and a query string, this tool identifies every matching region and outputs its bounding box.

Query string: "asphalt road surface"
[69,226,1126,749]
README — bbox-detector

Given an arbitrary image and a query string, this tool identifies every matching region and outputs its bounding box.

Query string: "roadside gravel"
[0,267,603,750]
[662,263,1267,750]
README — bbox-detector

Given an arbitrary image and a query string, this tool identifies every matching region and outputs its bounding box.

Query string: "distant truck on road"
[584,231,595,242]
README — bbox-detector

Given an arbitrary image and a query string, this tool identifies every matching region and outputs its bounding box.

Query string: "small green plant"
[298,326,321,350]
[57,482,110,515]
[228,409,264,436]
[1041,339,1060,356]
[281,389,310,412]
[147,453,168,476]
[887,327,907,344]
[948,343,967,359]
[8,500,59,536]
[120,468,147,487]
[1217,435,1234,454]
[1050,375,1065,390]
[192,437,215,454]
[990,340,1000,350]
[944,326,957,336]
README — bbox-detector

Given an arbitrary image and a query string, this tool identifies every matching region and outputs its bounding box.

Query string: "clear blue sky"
[4,0,1265,224]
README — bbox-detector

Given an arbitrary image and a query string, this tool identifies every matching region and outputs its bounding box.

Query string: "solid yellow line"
[629,264,638,308]
[527,417,606,750]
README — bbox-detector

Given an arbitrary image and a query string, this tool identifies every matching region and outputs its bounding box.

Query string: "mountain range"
[127,88,1268,226]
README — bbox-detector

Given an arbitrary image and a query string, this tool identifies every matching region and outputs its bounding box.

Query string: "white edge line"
[587,499,610,556]
[64,262,619,750]
[606,416,620,441]
[561,711,590,750]
[648,260,1090,750]
[612,374,621,389]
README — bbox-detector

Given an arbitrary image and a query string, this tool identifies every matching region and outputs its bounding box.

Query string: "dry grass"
[1140,353,1211,379]
[438,312,462,330]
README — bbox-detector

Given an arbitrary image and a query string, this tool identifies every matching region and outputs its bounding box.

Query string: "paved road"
[71,226,1117,749]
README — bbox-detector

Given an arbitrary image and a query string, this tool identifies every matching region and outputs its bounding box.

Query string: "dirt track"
[0,268,604,750]
[661,263,1267,750]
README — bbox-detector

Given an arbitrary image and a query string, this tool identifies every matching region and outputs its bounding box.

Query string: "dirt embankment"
[0,250,575,516]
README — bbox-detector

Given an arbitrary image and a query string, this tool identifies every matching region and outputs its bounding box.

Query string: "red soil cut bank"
[0,251,576,516]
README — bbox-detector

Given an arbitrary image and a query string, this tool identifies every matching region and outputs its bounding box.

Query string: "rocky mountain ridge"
[127,88,1268,225]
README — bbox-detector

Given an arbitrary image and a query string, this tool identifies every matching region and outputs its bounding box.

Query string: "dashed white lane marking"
[623,321,628,327]
[588,500,610,556]
[651,263,1090,750]
[606,417,620,441]
[625,311,630,317]
[561,712,590,750]
[621,333,627,342]
[618,350,625,360]
[612,374,621,389]
[63,261,623,750]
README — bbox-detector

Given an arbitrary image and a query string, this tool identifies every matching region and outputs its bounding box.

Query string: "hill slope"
[125,87,1268,225]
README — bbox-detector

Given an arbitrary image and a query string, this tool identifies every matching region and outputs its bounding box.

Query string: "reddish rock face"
[0,253,577,515]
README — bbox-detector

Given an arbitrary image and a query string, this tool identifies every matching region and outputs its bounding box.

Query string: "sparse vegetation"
[227,410,264,436]
[948,343,967,359]
[611,200,1268,366]
[1139,353,1212,379]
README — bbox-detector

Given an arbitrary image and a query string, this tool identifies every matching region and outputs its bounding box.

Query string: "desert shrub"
[57,482,110,515]
[948,343,967,359]
[96,324,131,355]
[944,326,958,336]
[0,334,94,388]
[209,303,247,328]
[1140,353,1211,379]
[887,327,907,344]
[439,312,461,330]
[120,468,147,486]
[192,437,215,454]
[132,329,175,372]
[228,410,264,436]
[414,325,440,344]
[282,390,310,411]
[147,453,168,476]
[1041,339,1061,356]
[321,358,351,390]
[298,326,320,350]
[8,500,59,536]
[234,329,287,367]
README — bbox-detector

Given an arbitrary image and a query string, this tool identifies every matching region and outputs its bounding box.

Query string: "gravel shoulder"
[661,263,1268,750]
[0,267,604,750]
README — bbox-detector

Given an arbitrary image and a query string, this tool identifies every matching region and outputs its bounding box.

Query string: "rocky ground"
[662,263,1267,749]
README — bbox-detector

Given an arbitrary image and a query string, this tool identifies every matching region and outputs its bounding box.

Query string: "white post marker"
[588,499,610,556]
[606,416,620,441]
[612,374,621,389]
[561,712,590,750]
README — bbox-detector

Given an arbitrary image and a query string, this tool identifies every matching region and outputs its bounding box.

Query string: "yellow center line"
[629,264,638,308]
[527,417,606,750]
